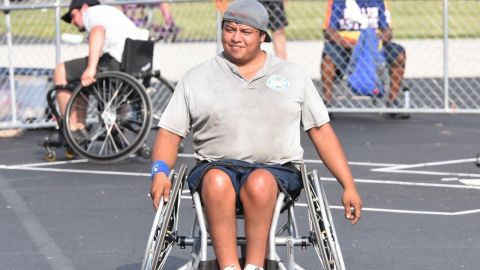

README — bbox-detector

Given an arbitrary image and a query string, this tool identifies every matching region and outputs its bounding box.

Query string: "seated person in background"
[122,2,181,41]
[150,1,363,270]
[54,0,148,138]
[321,0,406,106]
[261,0,288,59]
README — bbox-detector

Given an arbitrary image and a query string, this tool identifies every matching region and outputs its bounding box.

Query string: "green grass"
[1,1,479,41]
[389,1,480,39]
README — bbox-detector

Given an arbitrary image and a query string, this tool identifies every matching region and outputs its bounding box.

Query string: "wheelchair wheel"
[146,76,174,124]
[301,165,345,270]
[63,71,152,162]
[141,164,187,270]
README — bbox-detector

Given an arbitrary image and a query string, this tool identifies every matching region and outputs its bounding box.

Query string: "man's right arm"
[150,128,182,210]
[81,25,105,86]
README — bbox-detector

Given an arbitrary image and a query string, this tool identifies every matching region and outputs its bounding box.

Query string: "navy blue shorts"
[323,41,405,76]
[186,159,303,202]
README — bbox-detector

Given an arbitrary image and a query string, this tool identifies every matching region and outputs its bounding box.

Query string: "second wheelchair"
[41,42,175,163]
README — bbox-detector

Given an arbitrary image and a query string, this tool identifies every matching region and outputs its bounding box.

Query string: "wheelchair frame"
[41,69,175,163]
[142,164,346,270]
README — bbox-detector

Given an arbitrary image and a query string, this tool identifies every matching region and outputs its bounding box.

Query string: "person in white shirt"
[54,0,147,138]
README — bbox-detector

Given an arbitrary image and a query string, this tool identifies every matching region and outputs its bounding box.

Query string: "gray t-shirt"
[159,52,330,164]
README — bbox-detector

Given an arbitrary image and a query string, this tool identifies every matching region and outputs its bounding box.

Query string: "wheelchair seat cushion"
[186,159,302,209]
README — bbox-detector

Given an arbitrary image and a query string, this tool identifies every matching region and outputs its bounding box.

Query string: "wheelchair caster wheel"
[65,148,75,160]
[45,151,56,162]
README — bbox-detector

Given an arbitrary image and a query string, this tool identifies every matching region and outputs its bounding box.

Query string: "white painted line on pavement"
[16,159,89,167]
[176,199,480,216]
[303,158,401,167]
[371,168,480,178]
[327,205,480,216]
[331,206,480,216]
[441,177,459,181]
[177,185,480,216]
[459,179,480,186]
[1,165,149,177]
[321,177,480,190]
[2,163,480,191]
[373,158,476,172]
[0,175,75,270]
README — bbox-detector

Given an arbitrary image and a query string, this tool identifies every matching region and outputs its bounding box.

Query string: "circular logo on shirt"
[266,74,290,92]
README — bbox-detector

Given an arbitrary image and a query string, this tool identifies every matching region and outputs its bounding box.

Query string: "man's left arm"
[307,123,363,224]
[81,25,105,86]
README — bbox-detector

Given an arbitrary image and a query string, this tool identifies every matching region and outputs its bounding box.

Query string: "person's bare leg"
[240,169,279,268]
[54,62,80,129]
[158,3,174,26]
[388,51,406,102]
[272,28,287,60]
[201,169,240,269]
[321,54,336,104]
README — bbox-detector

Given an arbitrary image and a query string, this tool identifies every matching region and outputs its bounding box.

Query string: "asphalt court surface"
[1,113,479,270]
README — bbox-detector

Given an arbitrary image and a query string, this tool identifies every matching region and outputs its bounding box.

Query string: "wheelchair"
[141,164,345,270]
[40,40,175,163]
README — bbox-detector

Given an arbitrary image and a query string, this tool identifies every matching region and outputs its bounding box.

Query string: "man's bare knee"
[201,169,235,203]
[241,169,278,204]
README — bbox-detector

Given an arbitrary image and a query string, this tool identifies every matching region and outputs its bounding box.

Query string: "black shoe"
[71,128,89,143]
[385,100,410,119]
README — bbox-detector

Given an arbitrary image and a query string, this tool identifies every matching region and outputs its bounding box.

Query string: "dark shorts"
[262,1,288,31]
[64,54,121,83]
[186,159,303,204]
[323,41,405,75]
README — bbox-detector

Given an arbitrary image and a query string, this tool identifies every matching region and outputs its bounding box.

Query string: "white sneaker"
[223,265,237,270]
[244,264,264,270]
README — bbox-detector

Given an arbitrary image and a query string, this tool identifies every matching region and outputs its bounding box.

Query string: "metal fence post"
[443,0,449,111]
[55,0,61,65]
[216,10,222,54]
[4,0,18,125]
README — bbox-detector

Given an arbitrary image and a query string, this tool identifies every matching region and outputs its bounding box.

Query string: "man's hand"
[342,187,363,225]
[150,173,172,210]
[81,66,97,87]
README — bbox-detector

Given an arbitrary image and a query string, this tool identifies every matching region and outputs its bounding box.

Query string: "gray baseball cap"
[223,0,272,42]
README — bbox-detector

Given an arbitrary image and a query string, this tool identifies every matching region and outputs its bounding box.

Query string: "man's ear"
[260,31,266,43]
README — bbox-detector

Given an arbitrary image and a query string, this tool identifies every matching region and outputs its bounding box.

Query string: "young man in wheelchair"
[321,0,406,108]
[54,0,148,141]
[150,0,363,269]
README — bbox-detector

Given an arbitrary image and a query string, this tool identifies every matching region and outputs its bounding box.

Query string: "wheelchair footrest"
[38,134,64,148]
[197,259,279,270]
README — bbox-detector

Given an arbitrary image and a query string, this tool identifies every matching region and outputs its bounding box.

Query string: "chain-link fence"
[1,0,479,130]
